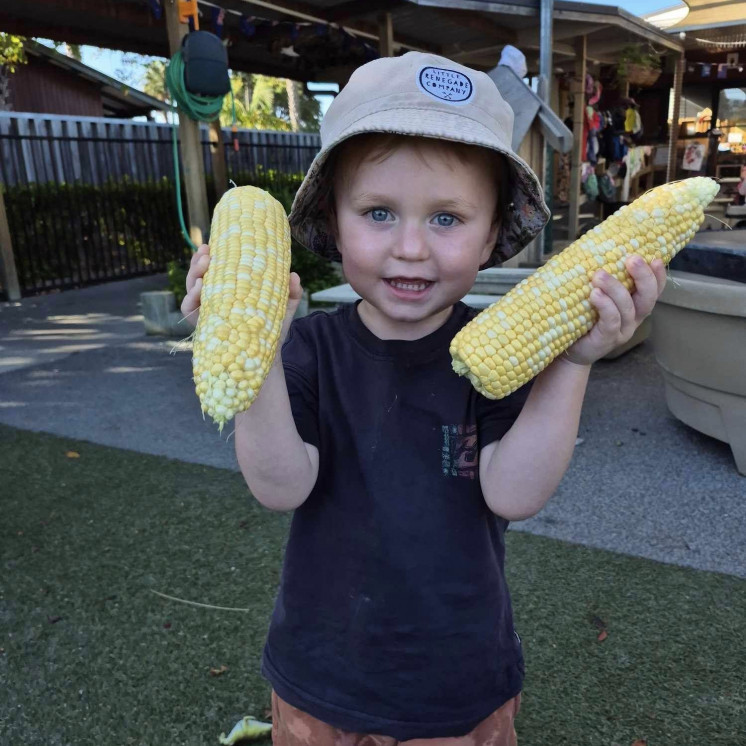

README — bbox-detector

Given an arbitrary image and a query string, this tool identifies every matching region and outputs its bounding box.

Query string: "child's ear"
[480,216,501,266]
[327,205,340,246]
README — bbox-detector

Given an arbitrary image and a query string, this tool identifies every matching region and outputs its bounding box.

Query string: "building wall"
[10,56,103,117]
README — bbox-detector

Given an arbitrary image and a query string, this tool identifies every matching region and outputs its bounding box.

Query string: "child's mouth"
[384,277,434,294]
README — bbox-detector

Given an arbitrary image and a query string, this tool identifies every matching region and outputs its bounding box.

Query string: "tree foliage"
[142,58,321,132]
[0,33,26,72]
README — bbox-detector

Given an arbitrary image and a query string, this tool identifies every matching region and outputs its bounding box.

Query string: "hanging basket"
[622,63,661,87]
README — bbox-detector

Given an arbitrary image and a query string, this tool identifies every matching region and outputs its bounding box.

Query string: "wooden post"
[209,120,228,200]
[164,0,210,246]
[0,189,21,301]
[667,53,685,183]
[378,12,394,57]
[567,35,587,243]
[533,0,554,263]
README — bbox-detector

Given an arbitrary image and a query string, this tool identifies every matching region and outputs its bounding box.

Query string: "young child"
[182,52,666,745]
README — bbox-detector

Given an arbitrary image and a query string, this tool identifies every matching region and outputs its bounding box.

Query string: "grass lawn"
[2,423,744,745]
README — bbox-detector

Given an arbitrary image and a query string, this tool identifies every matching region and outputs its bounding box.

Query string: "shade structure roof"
[0,0,683,85]
[646,2,746,54]
[663,0,746,32]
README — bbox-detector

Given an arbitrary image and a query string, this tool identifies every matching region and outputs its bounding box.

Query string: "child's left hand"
[563,255,667,366]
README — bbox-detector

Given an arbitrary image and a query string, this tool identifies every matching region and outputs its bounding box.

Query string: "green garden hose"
[165,49,237,252]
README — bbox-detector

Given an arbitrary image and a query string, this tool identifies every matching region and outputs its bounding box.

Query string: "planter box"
[311,267,650,358]
[651,270,746,475]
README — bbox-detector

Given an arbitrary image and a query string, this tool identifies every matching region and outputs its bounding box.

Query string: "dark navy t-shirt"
[261,301,532,740]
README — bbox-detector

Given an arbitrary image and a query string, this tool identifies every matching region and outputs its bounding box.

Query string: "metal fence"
[0,112,321,297]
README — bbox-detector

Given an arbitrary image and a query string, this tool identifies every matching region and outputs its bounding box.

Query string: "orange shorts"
[271,690,521,746]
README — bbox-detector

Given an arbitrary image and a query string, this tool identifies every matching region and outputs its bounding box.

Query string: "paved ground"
[1,275,744,578]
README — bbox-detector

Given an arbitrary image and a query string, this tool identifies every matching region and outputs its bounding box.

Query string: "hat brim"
[288,108,550,269]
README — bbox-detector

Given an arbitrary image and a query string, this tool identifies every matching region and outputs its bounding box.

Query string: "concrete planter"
[651,270,746,475]
[140,290,309,337]
[141,290,187,337]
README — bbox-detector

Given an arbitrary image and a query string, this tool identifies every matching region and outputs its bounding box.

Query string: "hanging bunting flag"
[240,16,256,37]
[211,7,226,38]
[701,63,711,77]
[290,24,299,42]
[315,23,328,36]
[147,0,163,20]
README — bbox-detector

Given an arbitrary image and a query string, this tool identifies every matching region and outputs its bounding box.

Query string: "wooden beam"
[224,0,435,53]
[378,12,394,57]
[431,7,516,43]
[0,189,21,301]
[505,39,576,57]
[567,35,586,243]
[164,0,210,247]
[209,121,229,201]
[0,0,436,69]
[667,53,685,183]
[515,24,604,49]
[325,0,404,23]
[552,7,683,53]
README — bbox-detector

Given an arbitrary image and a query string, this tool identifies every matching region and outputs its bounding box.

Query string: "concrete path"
[0,274,167,374]
[1,276,744,579]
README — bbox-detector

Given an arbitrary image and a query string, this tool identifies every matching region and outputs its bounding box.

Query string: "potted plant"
[617,44,662,87]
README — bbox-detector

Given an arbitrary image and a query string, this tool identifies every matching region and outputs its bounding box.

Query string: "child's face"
[333,138,500,340]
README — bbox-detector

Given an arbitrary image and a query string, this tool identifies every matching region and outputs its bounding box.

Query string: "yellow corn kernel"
[450,177,719,399]
[192,186,291,429]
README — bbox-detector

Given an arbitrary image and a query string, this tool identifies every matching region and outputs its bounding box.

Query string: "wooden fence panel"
[0,112,321,187]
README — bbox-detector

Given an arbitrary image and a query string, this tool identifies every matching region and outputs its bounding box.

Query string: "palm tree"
[286,79,300,132]
[142,59,171,122]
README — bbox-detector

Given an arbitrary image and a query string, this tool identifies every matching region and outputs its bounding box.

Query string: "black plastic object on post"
[181,31,231,97]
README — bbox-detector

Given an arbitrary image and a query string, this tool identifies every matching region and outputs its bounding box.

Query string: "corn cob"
[450,177,719,399]
[218,716,272,744]
[192,185,291,429]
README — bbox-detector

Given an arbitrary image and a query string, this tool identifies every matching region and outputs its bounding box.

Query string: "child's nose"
[393,223,429,261]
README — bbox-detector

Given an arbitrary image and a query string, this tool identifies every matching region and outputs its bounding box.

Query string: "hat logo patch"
[417,66,473,104]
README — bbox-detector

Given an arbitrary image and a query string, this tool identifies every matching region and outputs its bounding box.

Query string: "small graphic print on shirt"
[418,66,473,104]
[441,424,478,479]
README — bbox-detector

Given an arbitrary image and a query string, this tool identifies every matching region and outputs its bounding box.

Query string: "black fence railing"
[0,119,320,297]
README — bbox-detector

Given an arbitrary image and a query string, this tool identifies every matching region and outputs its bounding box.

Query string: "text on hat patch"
[417,67,473,104]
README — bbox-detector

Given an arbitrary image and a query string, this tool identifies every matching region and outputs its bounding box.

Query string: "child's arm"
[479,256,667,521]
[182,246,319,512]
[233,351,319,512]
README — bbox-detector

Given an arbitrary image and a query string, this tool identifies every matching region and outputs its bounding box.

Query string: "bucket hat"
[289,51,550,268]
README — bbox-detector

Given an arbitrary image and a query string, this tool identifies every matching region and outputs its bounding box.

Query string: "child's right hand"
[181,243,211,327]
[181,243,304,344]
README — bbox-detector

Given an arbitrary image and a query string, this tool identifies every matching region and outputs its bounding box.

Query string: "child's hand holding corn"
[561,254,667,367]
[181,243,304,348]
[180,243,211,326]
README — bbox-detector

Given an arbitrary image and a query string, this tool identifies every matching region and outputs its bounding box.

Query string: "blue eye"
[435,213,457,227]
[370,208,390,222]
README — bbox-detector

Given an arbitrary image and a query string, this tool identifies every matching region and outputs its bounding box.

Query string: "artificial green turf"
[1,423,744,745]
